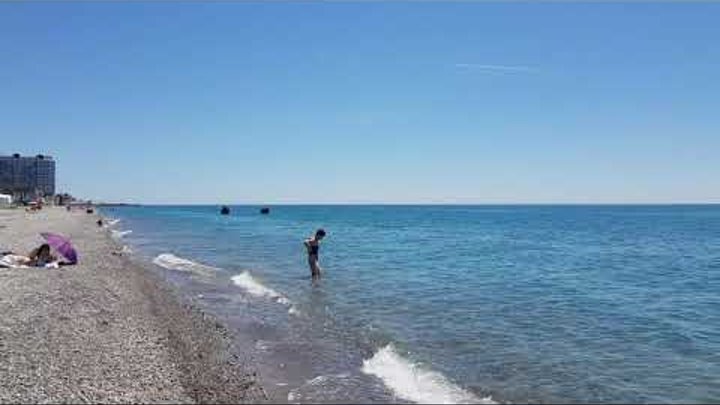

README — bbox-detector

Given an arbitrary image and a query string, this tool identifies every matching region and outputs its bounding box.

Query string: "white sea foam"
[231,272,302,315]
[111,229,132,239]
[151,254,297,314]
[231,272,292,306]
[107,219,120,226]
[306,375,328,385]
[362,345,494,404]
[152,253,217,277]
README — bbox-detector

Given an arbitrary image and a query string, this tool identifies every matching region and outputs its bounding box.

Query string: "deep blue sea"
[100,205,720,404]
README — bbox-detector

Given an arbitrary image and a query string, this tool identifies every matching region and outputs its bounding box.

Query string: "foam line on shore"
[362,344,494,404]
[151,253,298,315]
[111,229,132,239]
[153,253,218,278]
[231,272,299,315]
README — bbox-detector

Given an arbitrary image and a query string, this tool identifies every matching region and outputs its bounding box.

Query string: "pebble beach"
[0,207,265,404]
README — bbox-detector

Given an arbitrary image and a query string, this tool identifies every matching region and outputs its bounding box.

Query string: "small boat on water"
[260,207,270,215]
[220,205,230,215]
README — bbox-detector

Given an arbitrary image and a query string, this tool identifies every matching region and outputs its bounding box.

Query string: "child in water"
[304,229,326,279]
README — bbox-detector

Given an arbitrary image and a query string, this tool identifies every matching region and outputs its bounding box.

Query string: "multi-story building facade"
[0,154,56,201]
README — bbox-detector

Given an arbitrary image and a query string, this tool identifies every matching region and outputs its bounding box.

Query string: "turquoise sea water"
[101,205,720,404]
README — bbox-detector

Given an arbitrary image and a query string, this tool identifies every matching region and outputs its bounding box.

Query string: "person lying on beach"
[0,244,70,269]
[0,253,29,268]
[304,228,326,280]
[27,243,59,267]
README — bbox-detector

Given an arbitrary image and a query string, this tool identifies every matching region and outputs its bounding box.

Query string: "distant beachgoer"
[304,229,327,279]
[97,219,103,227]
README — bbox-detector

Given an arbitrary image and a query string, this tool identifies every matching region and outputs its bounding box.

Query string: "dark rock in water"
[220,206,230,215]
[260,207,270,215]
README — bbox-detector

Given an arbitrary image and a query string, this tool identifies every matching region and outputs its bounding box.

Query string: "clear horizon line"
[94,201,720,206]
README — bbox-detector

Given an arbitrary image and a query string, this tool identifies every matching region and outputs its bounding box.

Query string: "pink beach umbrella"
[40,232,78,264]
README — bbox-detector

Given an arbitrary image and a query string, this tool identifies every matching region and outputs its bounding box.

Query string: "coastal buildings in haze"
[0,153,56,202]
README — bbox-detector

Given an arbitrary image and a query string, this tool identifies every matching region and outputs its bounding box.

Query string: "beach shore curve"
[0,207,266,404]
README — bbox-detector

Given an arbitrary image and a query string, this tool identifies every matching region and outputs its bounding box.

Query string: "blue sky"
[1,2,718,204]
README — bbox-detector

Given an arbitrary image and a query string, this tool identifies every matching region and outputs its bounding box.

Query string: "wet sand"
[0,207,266,404]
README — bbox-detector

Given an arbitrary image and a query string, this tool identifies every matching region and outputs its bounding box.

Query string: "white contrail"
[454,63,535,73]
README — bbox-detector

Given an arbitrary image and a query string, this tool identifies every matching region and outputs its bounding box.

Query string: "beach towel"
[0,254,61,269]
[0,254,30,268]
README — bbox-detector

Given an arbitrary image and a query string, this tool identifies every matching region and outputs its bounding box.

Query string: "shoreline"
[0,207,266,403]
[100,206,493,405]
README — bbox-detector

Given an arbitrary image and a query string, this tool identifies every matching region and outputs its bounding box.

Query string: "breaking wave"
[152,253,218,277]
[231,271,299,314]
[362,344,494,404]
[111,229,132,239]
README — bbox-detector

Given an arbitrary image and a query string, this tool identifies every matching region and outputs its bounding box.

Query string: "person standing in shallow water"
[304,229,326,280]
